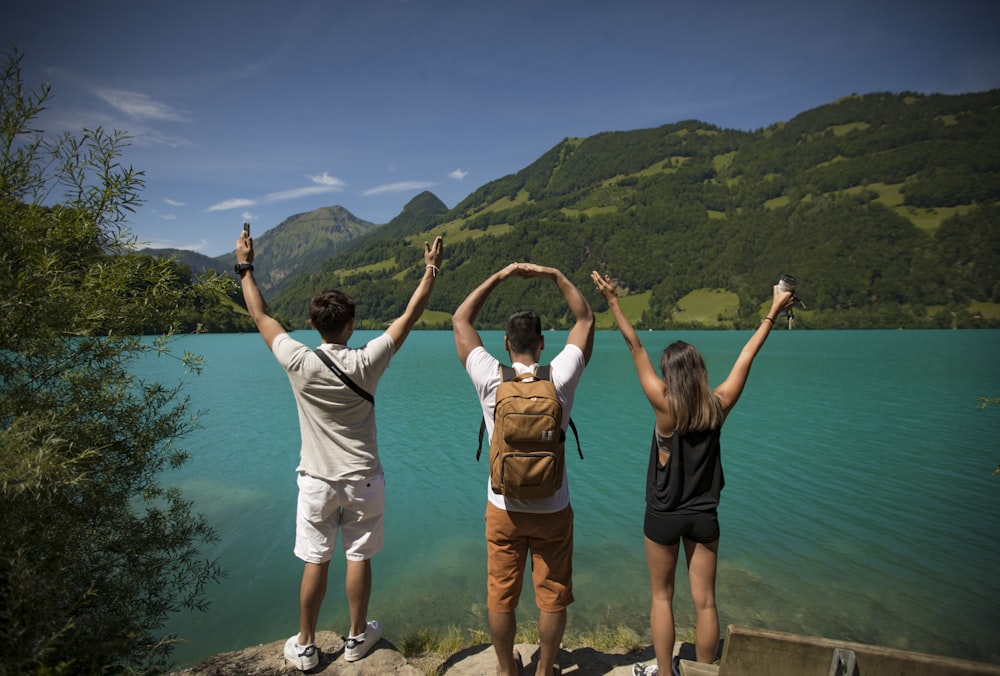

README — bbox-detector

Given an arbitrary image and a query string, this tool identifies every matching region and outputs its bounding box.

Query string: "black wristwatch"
[234,263,254,274]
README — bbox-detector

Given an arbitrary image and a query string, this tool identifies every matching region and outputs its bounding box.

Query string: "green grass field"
[594,291,650,329]
[345,257,396,277]
[672,289,739,326]
[596,289,742,329]
[415,309,453,328]
[969,301,1000,320]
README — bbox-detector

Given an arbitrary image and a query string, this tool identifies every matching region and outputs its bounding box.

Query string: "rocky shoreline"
[170,630,664,675]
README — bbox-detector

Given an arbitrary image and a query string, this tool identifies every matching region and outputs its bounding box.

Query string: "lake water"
[147,330,1000,668]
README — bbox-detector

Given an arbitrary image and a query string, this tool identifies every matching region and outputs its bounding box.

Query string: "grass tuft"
[398,625,490,659]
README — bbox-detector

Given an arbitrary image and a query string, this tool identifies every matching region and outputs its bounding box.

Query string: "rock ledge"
[171,631,658,675]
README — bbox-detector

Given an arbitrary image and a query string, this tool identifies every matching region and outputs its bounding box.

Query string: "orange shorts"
[485,502,574,613]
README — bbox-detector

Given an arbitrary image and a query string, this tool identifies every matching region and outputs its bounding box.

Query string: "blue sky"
[5,0,999,257]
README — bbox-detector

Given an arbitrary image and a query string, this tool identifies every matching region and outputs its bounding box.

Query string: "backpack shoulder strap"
[538,364,582,458]
[533,364,580,457]
[568,418,583,459]
[477,418,487,461]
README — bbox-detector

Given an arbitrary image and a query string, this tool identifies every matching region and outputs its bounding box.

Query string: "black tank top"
[644,426,724,515]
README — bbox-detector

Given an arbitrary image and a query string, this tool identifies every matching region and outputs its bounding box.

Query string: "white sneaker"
[633,663,659,676]
[344,620,383,662]
[284,635,319,671]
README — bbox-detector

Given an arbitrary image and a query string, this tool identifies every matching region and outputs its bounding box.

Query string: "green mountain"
[235,205,378,297]
[270,192,450,325]
[143,205,378,296]
[134,248,229,278]
[264,89,1000,331]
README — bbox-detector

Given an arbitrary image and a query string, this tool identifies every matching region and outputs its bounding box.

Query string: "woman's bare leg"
[644,535,680,672]
[683,537,719,663]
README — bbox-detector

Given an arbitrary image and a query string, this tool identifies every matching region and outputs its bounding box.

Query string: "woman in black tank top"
[592,271,794,675]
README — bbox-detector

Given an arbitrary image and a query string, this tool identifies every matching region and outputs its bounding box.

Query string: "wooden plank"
[718,625,1000,676]
[679,659,720,676]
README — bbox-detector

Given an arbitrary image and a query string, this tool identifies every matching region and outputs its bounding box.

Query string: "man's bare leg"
[298,560,330,646]
[535,609,566,675]
[488,608,520,675]
[345,558,372,637]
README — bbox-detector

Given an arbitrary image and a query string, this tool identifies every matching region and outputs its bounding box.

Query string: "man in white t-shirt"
[453,262,594,676]
[236,229,443,671]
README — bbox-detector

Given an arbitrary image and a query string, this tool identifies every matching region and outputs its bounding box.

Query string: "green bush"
[0,49,226,675]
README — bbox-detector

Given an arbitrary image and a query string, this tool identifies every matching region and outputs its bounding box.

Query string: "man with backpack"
[236,228,443,671]
[453,262,594,676]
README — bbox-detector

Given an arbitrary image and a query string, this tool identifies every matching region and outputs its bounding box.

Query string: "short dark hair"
[505,310,542,354]
[309,290,355,338]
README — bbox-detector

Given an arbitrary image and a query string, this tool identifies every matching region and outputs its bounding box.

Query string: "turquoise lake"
[145,330,1000,668]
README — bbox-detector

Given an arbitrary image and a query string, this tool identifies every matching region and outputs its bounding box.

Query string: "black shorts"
[643,508,720,546]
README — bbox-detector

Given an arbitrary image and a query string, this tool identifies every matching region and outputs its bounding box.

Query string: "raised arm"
[237,230,286,350]
[453,263,520,365]
[518,263,595,364]
[592,271,672,428]
[384,236,444,353]
[713,284,796,414]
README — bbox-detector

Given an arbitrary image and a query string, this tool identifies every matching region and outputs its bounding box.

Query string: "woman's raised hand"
[591,271,617,301]
[771,284,796,314]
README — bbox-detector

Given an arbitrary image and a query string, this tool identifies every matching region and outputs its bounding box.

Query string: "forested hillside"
[259,90,1000,330]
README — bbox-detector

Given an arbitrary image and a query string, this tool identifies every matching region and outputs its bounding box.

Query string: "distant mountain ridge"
[142,205,377,297]
[238,205,377,297]
[137,248,230,278]
[148,89,1000,330]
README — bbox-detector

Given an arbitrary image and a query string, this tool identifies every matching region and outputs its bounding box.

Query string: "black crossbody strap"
[314,349,375,406]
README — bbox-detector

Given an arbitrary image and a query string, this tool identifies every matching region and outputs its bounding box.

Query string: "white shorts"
[294,472,385,564]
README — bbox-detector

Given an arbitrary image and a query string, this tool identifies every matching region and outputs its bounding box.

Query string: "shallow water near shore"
[148,330,1000,668]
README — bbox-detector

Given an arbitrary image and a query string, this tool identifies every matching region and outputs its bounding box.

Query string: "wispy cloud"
[449,169,468,180]
[136,238,208,252]
[364,181,435,196]
[178,239,209,252]
[265,172,345,202]
[34,101,194,148]
[164,197,186,207]
[135,128,196,149]
[95,89,189,122]
[312,171,345,188]
[207,173,344,211]
[264,185,334,202]
[208,198,257,212]
[159,214,177,220]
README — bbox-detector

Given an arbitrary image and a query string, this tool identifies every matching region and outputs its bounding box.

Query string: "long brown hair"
[659,341,724,433]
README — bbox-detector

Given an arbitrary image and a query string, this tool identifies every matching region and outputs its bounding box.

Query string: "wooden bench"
[676,625,1000,676]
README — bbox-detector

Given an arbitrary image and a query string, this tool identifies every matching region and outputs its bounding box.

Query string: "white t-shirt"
[464,344,586,513]
[272,332,394,481]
